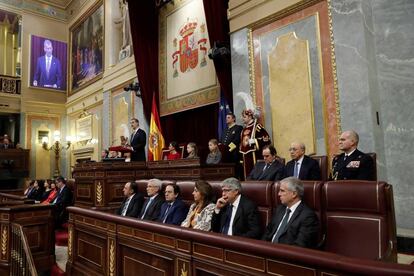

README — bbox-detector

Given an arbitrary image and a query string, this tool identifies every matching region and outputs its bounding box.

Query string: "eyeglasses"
[147,185,157,188]
[222,188,234,193]
[263,154,271,157]
[289,148,299,151]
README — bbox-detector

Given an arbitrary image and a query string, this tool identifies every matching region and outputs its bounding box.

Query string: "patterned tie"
[121,197,131,216]
[162,203,172,223]
[140,197,153,219]
[293,161,299,178]
[272,208,291,243]
[221,204,233,234]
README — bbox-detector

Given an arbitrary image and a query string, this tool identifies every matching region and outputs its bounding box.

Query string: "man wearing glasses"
[284,142,320,180]
[211,177,262,239]
[247,145,284,181]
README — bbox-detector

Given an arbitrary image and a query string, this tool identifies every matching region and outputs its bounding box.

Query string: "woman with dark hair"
[181,180,215,231]
[41,179,53,201]
[28,180,45,201]
[166,141,181,160]
[42,181,58,204]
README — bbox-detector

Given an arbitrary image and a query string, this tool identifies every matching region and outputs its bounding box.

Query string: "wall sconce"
[42,131,72,177]
[124,82,141,97]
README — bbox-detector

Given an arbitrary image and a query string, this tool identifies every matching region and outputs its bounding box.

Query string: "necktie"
[46,58,51,77]
[141,198,153,219]
[221,204,233,234]
[344,155,348,161]
[272,208,291,243]
[293,161,299,178]
[121,197,131,216]
[162,203,172,223]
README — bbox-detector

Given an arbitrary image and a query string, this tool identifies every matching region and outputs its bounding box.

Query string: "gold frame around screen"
[68,0,104,96]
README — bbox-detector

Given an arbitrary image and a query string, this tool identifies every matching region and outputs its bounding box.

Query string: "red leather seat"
[310,155,328,181]
[176,181,196,207]
[322,180,397,261]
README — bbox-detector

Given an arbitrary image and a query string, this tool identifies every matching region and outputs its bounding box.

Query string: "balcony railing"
[10,223,38,276]
[0,75,21,95]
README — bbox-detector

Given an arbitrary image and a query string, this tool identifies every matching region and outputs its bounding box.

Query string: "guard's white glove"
[248,138,256,146]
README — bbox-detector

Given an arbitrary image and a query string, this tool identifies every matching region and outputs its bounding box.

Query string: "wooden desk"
[0,204,55,274]
[0,149,30,189]
[72,160,235,210]
[66,207,414,276]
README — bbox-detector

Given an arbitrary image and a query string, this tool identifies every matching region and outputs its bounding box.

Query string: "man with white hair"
[211,177,262,239]
[138,178,164,221]
[284,142,320,180]
[262,177,319,248]
[331,130,374,180]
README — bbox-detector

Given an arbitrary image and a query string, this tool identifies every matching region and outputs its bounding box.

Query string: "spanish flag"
[148,93,165,161]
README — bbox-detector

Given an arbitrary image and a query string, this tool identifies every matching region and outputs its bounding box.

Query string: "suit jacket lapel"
[231,197,243,228]
[280,202,304,237]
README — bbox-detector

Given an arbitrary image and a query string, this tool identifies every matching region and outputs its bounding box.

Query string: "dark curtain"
[203,0,233,107]
[127,0,231,158]
[127,0,158,121]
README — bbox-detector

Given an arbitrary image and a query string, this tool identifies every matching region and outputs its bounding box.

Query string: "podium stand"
[108,146,132,154]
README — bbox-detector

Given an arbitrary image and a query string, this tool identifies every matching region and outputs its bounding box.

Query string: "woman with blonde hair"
[186,142,198,159]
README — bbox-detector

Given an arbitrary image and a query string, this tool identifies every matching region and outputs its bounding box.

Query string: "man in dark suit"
[220,113,243,177]
[157,184,188,225]
[33,40,62,89]
[247,145,284,181]
[117,181,144,217]
[211,177,262,239]
[331,130,374,180]
[53,176,73,227]
[139,179,164,221]
[0,137,14,149]
[127,118,146,161]
[284,142,321,180]
[263,177,319,248]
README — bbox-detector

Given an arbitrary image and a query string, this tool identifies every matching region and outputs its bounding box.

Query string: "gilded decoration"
[249,0,340,160]
[68,226,73,258]
[109,239,115,276]
[1,226,7,258]
[96,181,103,204]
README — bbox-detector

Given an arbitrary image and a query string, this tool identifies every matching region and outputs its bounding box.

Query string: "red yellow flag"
[148,93,165,161]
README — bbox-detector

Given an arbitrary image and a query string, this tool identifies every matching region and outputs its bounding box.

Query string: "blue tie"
[272,208,291,243]
[162,203,172,223]
[221,204,233,234]
[141,198,153,219]
[293,161,299,178]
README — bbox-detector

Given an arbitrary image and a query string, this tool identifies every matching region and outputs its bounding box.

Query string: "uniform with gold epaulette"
[330,149,374,180]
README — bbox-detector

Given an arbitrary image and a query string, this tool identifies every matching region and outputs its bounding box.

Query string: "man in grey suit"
[247,145,284,181]
[262,177,319,248]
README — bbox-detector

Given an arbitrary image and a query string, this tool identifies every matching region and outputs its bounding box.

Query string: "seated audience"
[41,181,58,204]
[284,142,321,180]
[186,142,198,159]
[41,179,53,201]
[53,177,73,228]
[24,179,34,197]
[206,139,221,164]
[262,177,319,248]
[166,141,181,160]
[157,184,188,225]
[139,178,165,221]
[331,130,374,180]
[117,181,144,217]
[181,180,216,231]
[27,180,45,201]
[211,177,262,239]
[247,145,284,181]
[0,137,14,149]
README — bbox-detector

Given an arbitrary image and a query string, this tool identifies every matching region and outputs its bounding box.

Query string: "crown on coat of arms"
[179,19,197,37]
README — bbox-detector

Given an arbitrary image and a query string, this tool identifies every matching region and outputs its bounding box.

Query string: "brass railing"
[10,223,37,276]
[0,75,21,95]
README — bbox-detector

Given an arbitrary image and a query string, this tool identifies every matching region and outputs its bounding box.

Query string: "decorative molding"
[247,28,256,105]
[68,226,73,258]
[109,239,115,276]
[1,225,7,258]
[326,0,341,137]
[96,181,103,204]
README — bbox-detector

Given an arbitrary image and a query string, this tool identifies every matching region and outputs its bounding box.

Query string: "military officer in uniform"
[331,130,374,180]
[221,112,243,177]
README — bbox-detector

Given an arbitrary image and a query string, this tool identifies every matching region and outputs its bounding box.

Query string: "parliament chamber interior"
[0,0,413,275]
